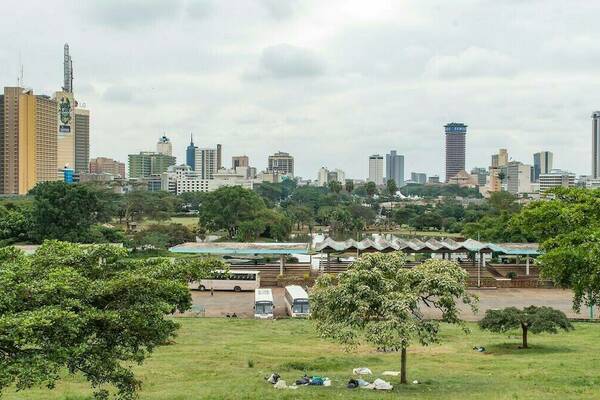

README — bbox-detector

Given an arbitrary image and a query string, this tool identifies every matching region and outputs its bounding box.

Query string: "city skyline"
[1,1,599,178]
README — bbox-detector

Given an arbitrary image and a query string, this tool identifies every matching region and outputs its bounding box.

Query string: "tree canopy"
[311,252,477,383]
[479,306,572,349]
[0,241,224,399]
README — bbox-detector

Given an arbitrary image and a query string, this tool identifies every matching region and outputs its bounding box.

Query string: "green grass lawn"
[6,319,600,400]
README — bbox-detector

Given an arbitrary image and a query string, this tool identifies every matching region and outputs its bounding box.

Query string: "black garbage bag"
[347,378,359,389]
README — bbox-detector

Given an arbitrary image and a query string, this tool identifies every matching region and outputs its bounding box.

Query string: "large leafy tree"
[311,253,477,384]
[0,241,223,399]
[479,306,572,349]
[386,179,398,196]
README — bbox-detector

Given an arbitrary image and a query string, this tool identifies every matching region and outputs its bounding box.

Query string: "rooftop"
[169,242,310,255]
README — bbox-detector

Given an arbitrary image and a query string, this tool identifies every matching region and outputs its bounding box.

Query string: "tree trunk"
[521,323,528,349]
[400,345,407,384]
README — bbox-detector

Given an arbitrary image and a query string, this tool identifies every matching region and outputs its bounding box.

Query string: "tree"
[29,182,114,243]
[345,180,354,193]
[386,179,398,196]
[197,186,266,238]
[479,306,572,349]
[328,180,342,194]
[134,223,195,249]
[311,253,476,384]
[0,241,224,399]
[365,181,378,197]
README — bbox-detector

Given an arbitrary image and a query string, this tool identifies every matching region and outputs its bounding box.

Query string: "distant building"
[318,166,345,186]
[157,135,172,156]
[593,112,600,178]
[186,134,196,170]
[445,122,467,182]
[232,155,249,169]
[55,90,75,175]
[74,108,90,173]
[161,164,253,194]
[410,172,427,184]
[533,151,553,182]
[385,150,404,187]
[470,167,488,187]
[317,167,328,186]
[89,157,125,178]
[506,161,532,195]
[195,148,220,179]
[428,175,440,184]
[491,148,508,168]
[539,170,575,193]
[128,151,176,178]
[447,170,478,188]
[268,151,294,176]
[368,154,384,185]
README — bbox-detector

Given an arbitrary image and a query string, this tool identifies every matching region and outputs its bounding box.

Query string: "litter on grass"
[382,371,401,376]
[352,367,373,375]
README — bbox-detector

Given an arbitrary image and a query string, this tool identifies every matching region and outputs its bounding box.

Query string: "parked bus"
[284,285,310,318]
[192,270,260,292]
[254,288,274,319]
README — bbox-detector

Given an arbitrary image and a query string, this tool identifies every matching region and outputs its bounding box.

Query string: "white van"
[254,288,274,319]
[284,285,310,318]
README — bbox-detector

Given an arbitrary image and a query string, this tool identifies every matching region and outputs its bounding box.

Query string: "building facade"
[89,157,125,178]
[156,135,172,156]
[445,123,467,182]
[268,151,294,176]
[128,152,176,178]
[232,155,249,169]
[74,108,89,173]
[533,151,553,182]
[410,172,427,184]
[506,161,532,195]
[470,167,488,187]
[186,135,196,170]
[385,150,404,187]
[195,148,219,179]
[55,90,75,174]
[368,154,384,185]
[593,112,600,179]
[539,170,575,193]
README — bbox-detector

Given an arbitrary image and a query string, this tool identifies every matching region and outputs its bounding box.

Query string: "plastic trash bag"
[352,367,373,375]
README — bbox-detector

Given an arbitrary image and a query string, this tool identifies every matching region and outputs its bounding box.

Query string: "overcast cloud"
[0,0,598,179]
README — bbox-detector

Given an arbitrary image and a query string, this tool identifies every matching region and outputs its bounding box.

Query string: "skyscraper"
[533,151,553,182]
[593,112,600,178]
[268,151,294,176]
[385,150,404,187]
[186,134,196,170]
[157,135,172,156]
[195,148,219,179]
[444,123,467,182]
[74,108,89,173]
[368,154,384,185]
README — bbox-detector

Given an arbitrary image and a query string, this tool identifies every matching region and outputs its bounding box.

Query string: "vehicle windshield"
[293,300,310,314]
[255,302,273,315]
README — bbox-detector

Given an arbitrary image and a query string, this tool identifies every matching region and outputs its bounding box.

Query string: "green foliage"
[328,180,342,194]
[311,253,477,383]
[400,183,482,199]
[386,179,398,196]
[134,223,195,249]
[479,306,572,348]
[0,241,225,399]
[344,180,354,193]
[365,181,378,197]
[0,203,33,245]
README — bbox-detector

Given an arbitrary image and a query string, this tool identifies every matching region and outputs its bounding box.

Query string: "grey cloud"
[102,86,134,102]
[185,0,213,19]
[424,47,517,79]
[260,0,298,19]
[253,44,324,79]
[87,0,184,29]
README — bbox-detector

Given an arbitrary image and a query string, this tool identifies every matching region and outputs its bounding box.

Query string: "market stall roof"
[169,242,310,255]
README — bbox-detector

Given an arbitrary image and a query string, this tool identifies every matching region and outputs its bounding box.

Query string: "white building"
[317,167,329,186]
[195,148,219,179]
[506,161,532,195]
[539,170,575,193]
[161,165,252,194]
[156,135,172,156]
[368,154,384,185]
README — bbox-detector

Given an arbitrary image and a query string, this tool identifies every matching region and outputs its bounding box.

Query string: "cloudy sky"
[1,0,598,179]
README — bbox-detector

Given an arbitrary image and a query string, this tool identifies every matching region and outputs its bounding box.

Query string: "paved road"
[183,288,595,321]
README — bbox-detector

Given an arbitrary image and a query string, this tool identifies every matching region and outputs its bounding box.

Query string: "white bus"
[254,288,274,319]
[192,270,260,292]
[284,285,310,318]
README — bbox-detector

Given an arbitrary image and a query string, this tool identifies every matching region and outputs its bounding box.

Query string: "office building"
[0,87,59,195]
[593,112,600,178]
[268,151,294,176]
[385,150,404,187]
[74,108,89,173]
[128,151,176,178]
[368,154,384,185]
[410,172,427,184]
[195,148,220,179]
[445,122,467,182]
[428,175,440,184]
[539,170,575,193]
[186,134,196,170]
[55,90,75,174]
[157,135,172,156]
[448,170,478,188]
[491,148,508,168]
[470,167,488,187]
[533,151,553,182]
[89,157,125,178]
[506,161,532,195]
[232,155,249,169]
[317,167,328,186]
[161,164,253,195]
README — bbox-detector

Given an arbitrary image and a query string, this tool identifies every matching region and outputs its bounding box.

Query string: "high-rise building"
[74,108,89,173]
[470,167,488,187]
[128,151,176,178]
[55,90,75,173]
[593,112,600,179]
[317,167,328,186]
[89,157,125,178]
[533,151,553,182]
[195,148,219,179]
[268,151,294,176]
[385,150,404,187]
[410,172,427,184]
[445,123,467,182]
[0,87,59,195]
[491,148,509,168]
[506,161,532,195]
[368,154,384,185]
[539,170,575,193]
[186,134,196,170]
[232,155,249,169]
[157,135,172,156]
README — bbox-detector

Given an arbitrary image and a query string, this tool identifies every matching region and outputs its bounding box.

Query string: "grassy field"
[5,319,600,400]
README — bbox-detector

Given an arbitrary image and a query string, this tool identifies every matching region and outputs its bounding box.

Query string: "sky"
[0,0,598,180]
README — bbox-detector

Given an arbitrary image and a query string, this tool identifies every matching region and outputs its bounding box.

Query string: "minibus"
[254,288,274,319]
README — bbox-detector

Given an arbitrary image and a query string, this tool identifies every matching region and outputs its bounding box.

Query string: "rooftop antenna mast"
[17,51,24,87]
[63,43,73,93]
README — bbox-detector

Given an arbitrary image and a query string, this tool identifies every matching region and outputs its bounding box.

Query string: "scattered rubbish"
[309,376,324,386]
[347,379,359,389]
[473,346,486,352]
[274,380,298,390]
[382,371,402,376]
[352,367,373,375]
[357,379,370,387]
[266,373,280,384]
[412,380,420,384]
[373,378,394,390]
[295,375,310,385]
[323,378,332,387]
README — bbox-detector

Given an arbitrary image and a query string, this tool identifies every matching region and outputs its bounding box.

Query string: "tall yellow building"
[0,87,58,195]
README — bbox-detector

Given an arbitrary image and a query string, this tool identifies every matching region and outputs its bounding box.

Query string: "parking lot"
[183,287,590,321]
